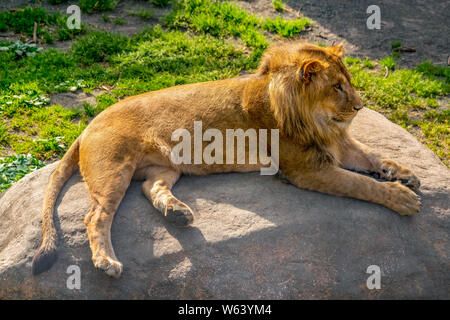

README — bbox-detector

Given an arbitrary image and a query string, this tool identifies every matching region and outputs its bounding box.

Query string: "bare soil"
[238,0,449,67]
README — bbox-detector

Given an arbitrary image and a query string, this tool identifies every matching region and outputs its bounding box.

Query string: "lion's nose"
[353,104,364,111]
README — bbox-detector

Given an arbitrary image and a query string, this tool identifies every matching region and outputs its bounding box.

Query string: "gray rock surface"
[0,108,448,299]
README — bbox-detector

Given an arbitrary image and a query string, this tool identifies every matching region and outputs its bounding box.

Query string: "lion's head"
[258,42,363,144]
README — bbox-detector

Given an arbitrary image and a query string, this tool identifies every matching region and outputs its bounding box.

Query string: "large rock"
[0,108,448,299]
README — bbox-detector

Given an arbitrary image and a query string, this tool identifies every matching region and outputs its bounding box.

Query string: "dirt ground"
[238,0,449,67]
[1,0,448,67]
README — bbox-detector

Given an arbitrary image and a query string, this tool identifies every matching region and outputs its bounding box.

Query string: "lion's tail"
[31,136,81,275]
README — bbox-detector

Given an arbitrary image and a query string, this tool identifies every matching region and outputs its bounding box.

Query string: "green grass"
[71,31,130,65]
[47,0,69,4]
[164,0,312,64]
[391,41,402,49]
[150,0,170,6]
[128,9,154,20]
[362,57,375,69]
[416,61,450,83]
[262,16,311,38]
[380,56,396,70]
[0,7,58,36]
[345,57,449,165]
[79,0,118,13]
[0,6,86,42]
[272,0,285,12]
[113,17,127,25]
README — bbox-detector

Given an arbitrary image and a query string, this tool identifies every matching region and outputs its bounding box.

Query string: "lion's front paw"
[384,181,421,215]
[93,255,123,278]
[378,160,421,191]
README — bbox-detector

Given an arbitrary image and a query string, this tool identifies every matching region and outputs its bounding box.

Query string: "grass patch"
[72,31,130,65]
[272,0,285,12]
[0,7,58,36]
[380,56,396,70]
[416,61,450,83]
[345,56,449,165]
[150,0,171,6]
[165,0,311,64]
[362,57,375,69]
[47,0,69,4]
[128,9,154,20]
[113,17,127,25]
[0,6,86,42]
[391,41,402,49]
[79,0,117,13]
[262,16,311,38]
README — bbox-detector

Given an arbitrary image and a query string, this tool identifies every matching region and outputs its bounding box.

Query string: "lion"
[32,42,421,278]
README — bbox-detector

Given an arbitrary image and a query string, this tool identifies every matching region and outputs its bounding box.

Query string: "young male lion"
[32,42,421,278]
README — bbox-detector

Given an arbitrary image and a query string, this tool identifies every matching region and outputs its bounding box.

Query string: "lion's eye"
[334,83,343,91]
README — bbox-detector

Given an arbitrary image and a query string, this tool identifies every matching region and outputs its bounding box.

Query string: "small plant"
[380,56,396,71]
[262,17,312,38]
[391,41,402,59]
[82,102,97,117]
[272,0,285,12]
[72,31,129,65]
[0,122,9,145]
[392,51,401,59]
[391,41,402,49]
[362,57,375,68]
[47,0,68,4]
[0,92,51,115]
[53,79,86,92]
[0,20,7,32]
[43,31,54,44]
[0,6,59,36]
[128,9,154,20]
[102,14,110,22]
[416,61,450,83]
[79,0,117,13]
[0,154,45,193]
[0,41,43,58]
[56,25,85,41]
[150,0,170,7]
[113,17,126,25]
[0,6,86,42]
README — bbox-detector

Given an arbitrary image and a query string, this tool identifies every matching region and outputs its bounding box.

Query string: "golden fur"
[32,42,421,278]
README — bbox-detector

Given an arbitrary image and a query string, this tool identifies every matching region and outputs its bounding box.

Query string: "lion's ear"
[328,43,345,57]
[298,59,326,83]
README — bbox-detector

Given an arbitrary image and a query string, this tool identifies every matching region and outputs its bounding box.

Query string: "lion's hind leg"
[140,166,194,227]
[83,163,135,278]
[84,204,124,278]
